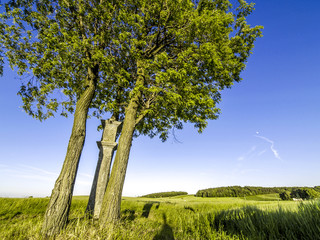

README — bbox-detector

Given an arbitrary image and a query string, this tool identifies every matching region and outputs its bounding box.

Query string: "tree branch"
[135,91,158,126]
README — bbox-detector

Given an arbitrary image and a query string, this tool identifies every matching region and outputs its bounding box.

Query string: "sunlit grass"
[0,195,318,239]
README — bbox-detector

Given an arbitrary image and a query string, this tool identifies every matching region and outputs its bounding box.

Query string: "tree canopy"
[1,0,262,138]
[1,0,122,120]
[118,0,263,140]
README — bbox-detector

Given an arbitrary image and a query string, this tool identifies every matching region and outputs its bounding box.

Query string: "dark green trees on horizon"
[141,191,188,198]
[0,0,262,236]
[196,186,320,200]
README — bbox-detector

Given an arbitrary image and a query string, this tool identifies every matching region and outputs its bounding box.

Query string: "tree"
[291,188,320,200]
[98,0,262,226]
[306,189,320,199]
[0,0,125,235]
[1,0,262,233]
[279,191,291,201]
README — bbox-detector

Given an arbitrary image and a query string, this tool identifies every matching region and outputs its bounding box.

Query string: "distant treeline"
[280,187,320,200]
[196,186,320,198]
[141,191,188,198]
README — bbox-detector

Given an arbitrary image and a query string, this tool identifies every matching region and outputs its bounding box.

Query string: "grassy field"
[0,194,319,239]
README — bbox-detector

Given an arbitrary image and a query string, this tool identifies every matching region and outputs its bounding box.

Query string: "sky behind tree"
[1,0,319,197]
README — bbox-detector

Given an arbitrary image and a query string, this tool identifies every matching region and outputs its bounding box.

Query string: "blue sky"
[1,0,320,197]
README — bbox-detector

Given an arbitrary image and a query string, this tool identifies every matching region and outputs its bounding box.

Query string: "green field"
[1,194,319,239]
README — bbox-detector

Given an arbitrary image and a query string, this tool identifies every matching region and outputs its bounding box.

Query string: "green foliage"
[1,0,262,140]
[129,0,263,140]
[314,186,320,192]
[197,186,320,199]
[280,191,292,201]
[196,186,286,198]
[140,191,188,198]
[0,6,5,76]
[305,189,320,199]
[291,188,320,200]
[1,0,125,120]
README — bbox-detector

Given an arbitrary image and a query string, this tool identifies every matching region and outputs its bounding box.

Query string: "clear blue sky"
[1,0,320,197]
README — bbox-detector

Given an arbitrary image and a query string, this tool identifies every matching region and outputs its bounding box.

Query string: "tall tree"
[0,0,125,236]
[1,0,262,233]
[99,0,262,226]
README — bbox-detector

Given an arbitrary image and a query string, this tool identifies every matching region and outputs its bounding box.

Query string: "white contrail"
[257,149,267,156]
[255,135,282,161]
[237,146,257,161]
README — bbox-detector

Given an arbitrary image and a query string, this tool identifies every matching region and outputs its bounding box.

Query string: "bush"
[279,191,291,200]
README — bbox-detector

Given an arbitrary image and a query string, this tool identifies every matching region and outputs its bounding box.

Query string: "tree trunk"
[86,119,122,218]
[41,68,98,236]
[99,61,144,226]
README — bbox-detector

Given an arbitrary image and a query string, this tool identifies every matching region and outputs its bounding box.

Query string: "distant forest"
[141,191,188,198]
[196,186,320,198]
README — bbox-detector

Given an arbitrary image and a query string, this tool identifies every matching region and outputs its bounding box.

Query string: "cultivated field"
[1,194,319,239]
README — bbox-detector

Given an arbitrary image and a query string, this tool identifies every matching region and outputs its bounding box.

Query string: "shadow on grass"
[153,213,174,240]
[184,206,195,212]
[141,202,160,218]
[214,202,320,240]
[0,211,23,220]
[121,209,136,221]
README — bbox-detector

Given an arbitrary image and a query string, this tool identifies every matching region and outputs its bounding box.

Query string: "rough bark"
[99,61,144,226]
[86,119,122,218]
[41,68,98,236]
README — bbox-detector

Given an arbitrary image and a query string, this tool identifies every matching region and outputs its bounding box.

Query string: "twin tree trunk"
[42,60,144,235]
[86,119,122,218]
[41,68,98,236]
[99,61,145,226]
